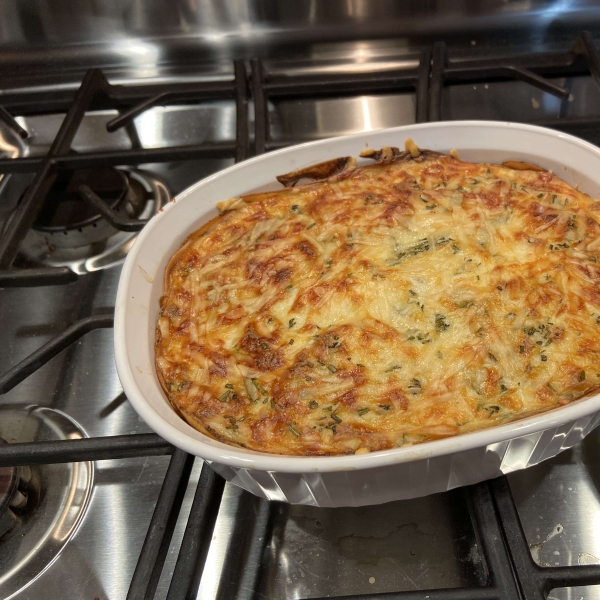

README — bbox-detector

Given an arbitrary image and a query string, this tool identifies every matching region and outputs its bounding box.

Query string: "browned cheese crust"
[155,146,600,456]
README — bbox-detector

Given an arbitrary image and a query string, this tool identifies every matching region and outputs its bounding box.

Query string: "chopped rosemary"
[579,370,586,381]
[306,223,316,230]
[288,424,301,436]
[289,318,296,328]
[219,390,233,402]
[309,400,319,409]
[327,364,337,373]
[289,339,294,345]
[357,408,371,416]
[379,404,391,410]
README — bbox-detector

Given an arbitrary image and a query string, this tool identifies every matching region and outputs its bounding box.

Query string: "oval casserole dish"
[115,121,600,507]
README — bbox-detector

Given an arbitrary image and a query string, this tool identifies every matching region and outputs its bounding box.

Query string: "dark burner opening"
[33,167,129,232]
[0,439,17,541]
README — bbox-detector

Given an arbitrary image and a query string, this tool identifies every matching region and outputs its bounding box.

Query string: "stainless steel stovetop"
[3,3,600,599]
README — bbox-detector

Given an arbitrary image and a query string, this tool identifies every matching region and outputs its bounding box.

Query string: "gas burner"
[0,440,38,545]
[33,167,133,238]
[0,406,93,599]
[16,168,170,274]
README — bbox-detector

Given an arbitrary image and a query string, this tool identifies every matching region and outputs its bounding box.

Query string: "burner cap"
[33,167,128,232]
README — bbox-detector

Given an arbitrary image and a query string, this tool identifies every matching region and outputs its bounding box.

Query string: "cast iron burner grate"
[2,32,600,600]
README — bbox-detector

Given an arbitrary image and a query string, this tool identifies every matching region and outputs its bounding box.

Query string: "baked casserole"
[155,140,600,456]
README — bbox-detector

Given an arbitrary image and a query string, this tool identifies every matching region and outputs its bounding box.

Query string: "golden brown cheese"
[155,146,600,456]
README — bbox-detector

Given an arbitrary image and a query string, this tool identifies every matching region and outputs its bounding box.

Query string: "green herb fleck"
[309,400,319,409]
[327,364,337,373]
[306,223,316,230]
[579,370,586,382]
[358,408,371,416]
[219,390,233,402]
[288,424,301,437]
[435,314,450,332]
[379,404,391,410]
[289,339,294,345]
[457,300,474,308]
[289,318,296,328]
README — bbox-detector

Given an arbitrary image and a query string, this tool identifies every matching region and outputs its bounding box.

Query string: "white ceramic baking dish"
[115,121,600,507]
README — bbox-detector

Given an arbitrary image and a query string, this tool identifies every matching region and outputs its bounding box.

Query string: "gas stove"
[3,4,600,600]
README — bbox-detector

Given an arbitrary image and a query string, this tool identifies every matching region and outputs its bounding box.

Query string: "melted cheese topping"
[156,150,600,456]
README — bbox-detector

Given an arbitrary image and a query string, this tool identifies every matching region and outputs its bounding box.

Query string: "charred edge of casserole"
[276,156,354,187]
[501,160,547,172]
[182,411,252,449]
[154,353,187,420]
